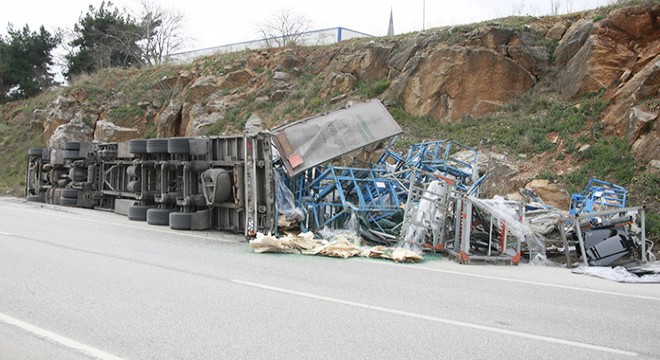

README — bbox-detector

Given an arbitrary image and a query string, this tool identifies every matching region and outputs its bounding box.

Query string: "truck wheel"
[63,150,81,159]
[128,139,148,154]
[167,137,191,154]
[146,139,168,154]
[41,149,51,162]
[63,141,81,150]
[128,205,150,221]
[60,198,78,207]
[147,208,175,225]
[61,188,79,199]
[169,212,192,230]
[28,148,44,156]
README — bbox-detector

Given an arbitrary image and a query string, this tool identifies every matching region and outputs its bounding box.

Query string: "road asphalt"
[1,197,659,359]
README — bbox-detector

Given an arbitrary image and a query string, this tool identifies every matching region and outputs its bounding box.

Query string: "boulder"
[476,26,515,50]
[321,72,357,97]
[604,5,659,40]
[156,100,183,138]
[94,120,139,143]
[603,55,660,150]
[49,122,94,148]
[453,150,523,197]
[546,21,568,40]
[557,34,635,98]
[342,43,393,82]
[186,76,218,103]
[524,179,570,210]
[275,50,303,70]
[307,47,339,75]
[388,38,421,72]
[507,38,549,77]
[272,71,293,91]
[388,47,536,122]
[554,20,593,67]
[631,126,659,161]
[217,69,255,90]
[188,111,225,136]
[626,107,658,143]
[43,95,79,142]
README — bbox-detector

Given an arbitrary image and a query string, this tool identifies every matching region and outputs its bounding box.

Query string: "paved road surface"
[1,197,659,359]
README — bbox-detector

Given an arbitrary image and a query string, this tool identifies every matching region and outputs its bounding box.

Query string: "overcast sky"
[1,0,611,53]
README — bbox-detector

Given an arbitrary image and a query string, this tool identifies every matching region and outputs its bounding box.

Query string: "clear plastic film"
[468,195,545,258]
[398,180,446,253]
[273,169,305,223]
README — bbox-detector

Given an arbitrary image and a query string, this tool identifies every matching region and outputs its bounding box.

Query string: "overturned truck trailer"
[24,100,400,237]
[25,120,275,236]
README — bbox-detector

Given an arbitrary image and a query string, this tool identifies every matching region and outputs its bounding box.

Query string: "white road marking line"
[1,205,238,243]
[231,279,639,357]
[372,261,660,302]
[0,231,12,236]
[0,312,124,360]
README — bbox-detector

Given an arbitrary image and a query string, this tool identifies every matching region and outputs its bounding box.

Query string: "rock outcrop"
[389,47,536,121]
[29,2,659,184]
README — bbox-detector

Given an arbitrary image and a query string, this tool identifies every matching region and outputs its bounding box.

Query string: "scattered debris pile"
[249,232,422,263]
[263,100,651,271]
[557,177,652,269]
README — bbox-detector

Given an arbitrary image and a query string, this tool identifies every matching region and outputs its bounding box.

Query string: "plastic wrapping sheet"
[398,180,446,253]
[468,195,545,258]
[317,213,362,246]
[572,264,660,283]
[526,209,562,235]
[274,169,305,222]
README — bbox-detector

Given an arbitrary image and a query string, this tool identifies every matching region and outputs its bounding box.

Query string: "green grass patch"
[356,78,391,98]
[563,136,634,193]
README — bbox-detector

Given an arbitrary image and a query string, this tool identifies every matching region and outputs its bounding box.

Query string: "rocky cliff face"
[28,3,659,191]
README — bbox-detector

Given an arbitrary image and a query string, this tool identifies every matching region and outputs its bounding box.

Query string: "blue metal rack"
[569,177,627,216]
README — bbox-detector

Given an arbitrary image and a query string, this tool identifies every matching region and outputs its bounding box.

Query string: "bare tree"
[257,9,312,47]
[134,0,188,65]
[550,0,561,15]
[564,0,575,13]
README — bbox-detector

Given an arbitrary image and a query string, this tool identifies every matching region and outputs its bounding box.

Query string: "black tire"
[128,205,150,221]
[167,137,191,154]
[60,198,78,207]
[146,139,169,154]
[146,208,175,225]
[128,139,148,154]
[26,195,41,202]
[61,188,79,199]
[169,212,192,230]
[63,141,81,150]
[41,149,51,162]
[63,150,81,159]
[127,180,141,193]
[28,148,43,156]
